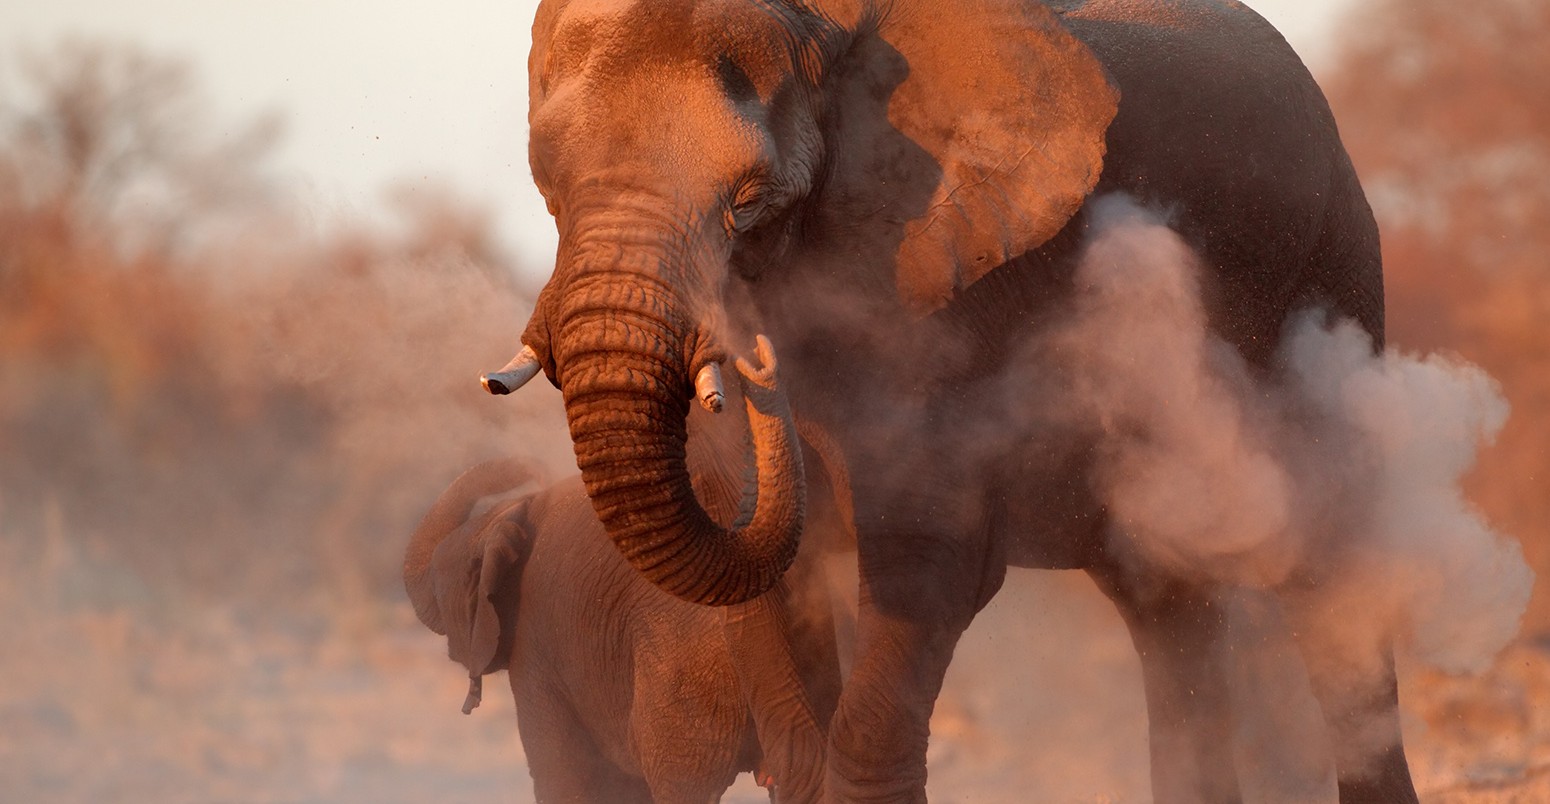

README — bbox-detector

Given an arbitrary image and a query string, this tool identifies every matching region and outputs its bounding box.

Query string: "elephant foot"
[1335,743,1418,804]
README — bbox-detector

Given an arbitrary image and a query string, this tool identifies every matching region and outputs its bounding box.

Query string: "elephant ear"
[814,0,1118,315]
[468,519,527,679]
[430,506,531,705]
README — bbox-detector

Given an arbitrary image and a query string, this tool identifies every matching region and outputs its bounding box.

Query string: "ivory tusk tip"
[480,374,511,395]
[481,345,542,396]
[694,362,725,412]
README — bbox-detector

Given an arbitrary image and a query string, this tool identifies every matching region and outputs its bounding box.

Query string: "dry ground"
[3,549,1543,803]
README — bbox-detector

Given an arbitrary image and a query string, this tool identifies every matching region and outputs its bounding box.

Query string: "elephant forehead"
[531,64,769,185]
[544,0,806,101]
[547,0,698,70]
[533,7,792,189]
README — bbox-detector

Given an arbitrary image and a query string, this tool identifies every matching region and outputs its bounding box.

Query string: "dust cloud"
[1014,195,1532,759]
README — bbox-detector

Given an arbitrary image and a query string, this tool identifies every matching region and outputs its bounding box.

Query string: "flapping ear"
[468,519,527,679]
[813,0,1117,315]
[429,504,532,697]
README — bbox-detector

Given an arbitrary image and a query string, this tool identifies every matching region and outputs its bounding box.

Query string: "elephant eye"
[725,178,772,235]
[732,178,767,212]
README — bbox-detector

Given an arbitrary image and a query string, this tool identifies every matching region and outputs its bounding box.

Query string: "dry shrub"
[0,41,569,631]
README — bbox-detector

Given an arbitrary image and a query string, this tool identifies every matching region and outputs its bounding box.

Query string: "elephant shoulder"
[1057,0,1380,360]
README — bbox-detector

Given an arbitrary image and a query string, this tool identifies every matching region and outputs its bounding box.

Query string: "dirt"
[1,560,1543,802]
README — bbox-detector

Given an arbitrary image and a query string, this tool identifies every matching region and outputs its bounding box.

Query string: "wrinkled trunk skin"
[548,248,805,606]
[403,458,533,634]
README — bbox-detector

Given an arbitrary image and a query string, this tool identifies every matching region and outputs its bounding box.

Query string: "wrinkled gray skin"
[499,0,1414,801]
[405,381,848,803]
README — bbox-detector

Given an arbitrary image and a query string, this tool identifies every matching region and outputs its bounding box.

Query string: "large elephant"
[409,349,850,802]
[482,0,1412,801]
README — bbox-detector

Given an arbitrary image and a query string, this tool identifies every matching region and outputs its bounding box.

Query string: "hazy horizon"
[2,0,1358,279]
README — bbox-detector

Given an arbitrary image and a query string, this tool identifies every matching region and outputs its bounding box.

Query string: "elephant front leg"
[1089,562,1243,804]
[825,527,1004,803]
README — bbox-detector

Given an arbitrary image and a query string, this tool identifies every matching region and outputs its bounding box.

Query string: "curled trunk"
[555,267,805,606]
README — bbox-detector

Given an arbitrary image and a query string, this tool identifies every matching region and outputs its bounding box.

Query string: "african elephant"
[480,0,1414,801]
[408,350,848,803]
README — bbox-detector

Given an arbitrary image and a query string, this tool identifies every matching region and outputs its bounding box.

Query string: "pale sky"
[2,0,1359,276]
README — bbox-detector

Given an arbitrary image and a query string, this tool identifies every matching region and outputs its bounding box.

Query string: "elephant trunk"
[552,261,805,606]
[403,458,534,634]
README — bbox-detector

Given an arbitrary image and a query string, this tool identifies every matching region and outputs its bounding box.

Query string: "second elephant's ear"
[815,0,1118,315]
[430,503,531,697]
[468,518,528,679]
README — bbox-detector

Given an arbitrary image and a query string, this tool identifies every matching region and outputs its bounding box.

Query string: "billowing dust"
[972,196,1532,787]
[1036,196,1531,685]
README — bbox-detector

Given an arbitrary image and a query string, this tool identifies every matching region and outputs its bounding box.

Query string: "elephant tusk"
[462,675,483,714]
[695,361,725,413]
[480,344,541,395]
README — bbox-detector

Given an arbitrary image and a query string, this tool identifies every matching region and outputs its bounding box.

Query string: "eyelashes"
[725,174,776,234]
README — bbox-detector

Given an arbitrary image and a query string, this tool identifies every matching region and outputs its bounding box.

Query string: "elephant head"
[403,458,535,713]
[485,0,1118,604]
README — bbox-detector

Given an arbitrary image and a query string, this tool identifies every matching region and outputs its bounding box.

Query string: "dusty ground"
[1,553,1543,802]
[934,574,1550,803]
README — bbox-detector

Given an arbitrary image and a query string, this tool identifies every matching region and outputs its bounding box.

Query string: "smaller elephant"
[404,367,846,803]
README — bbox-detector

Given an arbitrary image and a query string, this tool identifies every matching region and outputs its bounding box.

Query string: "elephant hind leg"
[1088,562,1243,804]
[1269,577,1418,804]
[1336,741,1418,804]
[1292,636,1418,803]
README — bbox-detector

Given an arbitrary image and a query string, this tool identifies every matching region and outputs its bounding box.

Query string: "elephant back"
[1064,0,1384,363]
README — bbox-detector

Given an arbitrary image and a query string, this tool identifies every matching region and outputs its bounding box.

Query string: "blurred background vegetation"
[0,39,578,800]
[1323,0,1550,634]
[0,0,1545,799]
[0,40,572,625]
